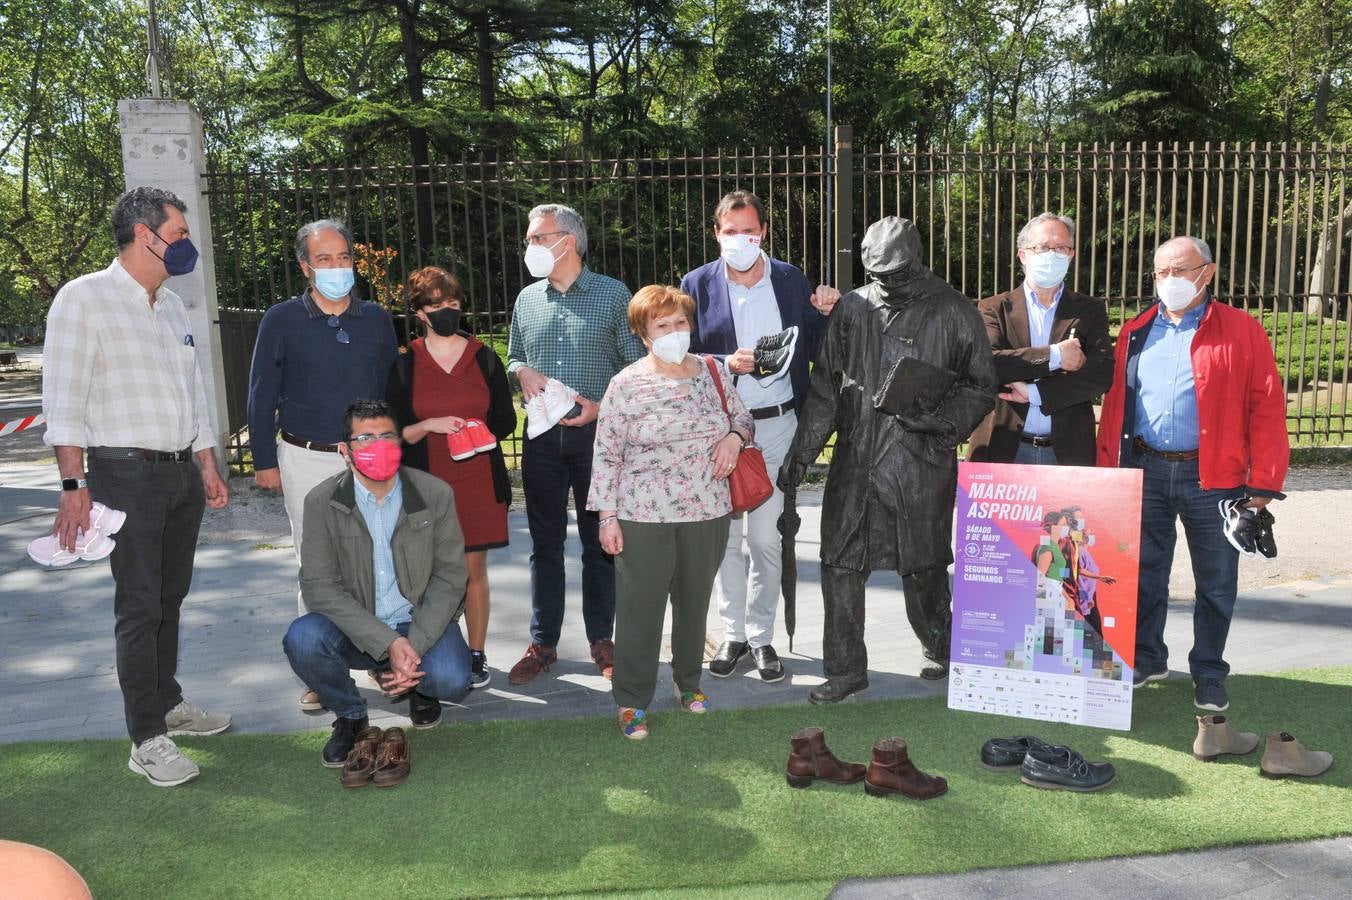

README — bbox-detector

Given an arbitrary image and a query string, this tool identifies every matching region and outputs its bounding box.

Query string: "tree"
[1079,0,1247,143]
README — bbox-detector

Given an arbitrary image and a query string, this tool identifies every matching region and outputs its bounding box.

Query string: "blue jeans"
[282,613,471,720]
[522,421,615,647]
[1013,440,1058,465]
[1129,452,1243,680]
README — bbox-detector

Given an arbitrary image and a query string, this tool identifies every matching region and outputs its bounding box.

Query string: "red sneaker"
[447,427,476,461]
[463,418,497,453]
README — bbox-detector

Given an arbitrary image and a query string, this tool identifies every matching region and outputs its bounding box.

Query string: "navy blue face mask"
[150,230,199,276]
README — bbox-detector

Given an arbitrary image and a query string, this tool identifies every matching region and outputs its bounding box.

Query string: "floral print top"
[588,355,755,523]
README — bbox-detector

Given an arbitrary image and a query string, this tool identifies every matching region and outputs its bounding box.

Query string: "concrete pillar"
[117,99,229,473]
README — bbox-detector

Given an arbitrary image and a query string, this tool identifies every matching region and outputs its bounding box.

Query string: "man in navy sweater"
[682,190,838,683]
[247,219,398,710]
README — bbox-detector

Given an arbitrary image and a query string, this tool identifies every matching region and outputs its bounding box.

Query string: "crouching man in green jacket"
[283,399,471,767]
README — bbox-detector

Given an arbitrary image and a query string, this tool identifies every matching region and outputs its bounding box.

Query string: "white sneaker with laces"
[165,700,232,737]
[129,734,200,787]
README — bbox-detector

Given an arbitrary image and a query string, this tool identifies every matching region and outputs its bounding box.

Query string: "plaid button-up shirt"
[507,267,644,402]
[43,259,215,453]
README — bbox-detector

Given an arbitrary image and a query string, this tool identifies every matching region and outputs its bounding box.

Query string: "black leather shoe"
[980,735,1052,771]
[808,674,868,705]
[1020,745,1116,792]
[408,691,442,729]
[920,661,950,681]
[709,640,749,678]
[751,645,785,683]
[323,715,369,768]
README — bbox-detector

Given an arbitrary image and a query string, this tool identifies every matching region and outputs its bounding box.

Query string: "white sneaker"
[129,735,200,787]
[165,700,232,736]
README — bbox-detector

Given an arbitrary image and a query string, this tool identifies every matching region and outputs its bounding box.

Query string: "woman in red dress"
[388,267,515,689]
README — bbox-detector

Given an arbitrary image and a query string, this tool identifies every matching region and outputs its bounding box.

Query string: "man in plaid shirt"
[506,204,644,684]
[43,187,232,787]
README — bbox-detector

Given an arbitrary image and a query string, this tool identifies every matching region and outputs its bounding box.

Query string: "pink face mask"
[350,440,402,481]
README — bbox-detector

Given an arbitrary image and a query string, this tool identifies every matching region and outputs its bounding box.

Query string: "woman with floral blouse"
[589,284,755,740]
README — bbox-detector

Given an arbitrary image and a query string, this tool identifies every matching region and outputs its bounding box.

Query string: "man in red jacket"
[1097,236,1288,714]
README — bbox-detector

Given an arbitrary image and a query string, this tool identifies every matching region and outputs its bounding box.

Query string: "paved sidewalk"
[1,460,1350,896]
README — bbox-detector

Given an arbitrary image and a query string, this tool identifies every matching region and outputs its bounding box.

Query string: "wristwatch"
[61,477,88,491]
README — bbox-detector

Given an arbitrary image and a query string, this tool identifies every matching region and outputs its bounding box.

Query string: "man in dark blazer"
[967,213,1114,466]
[681,189,839,684]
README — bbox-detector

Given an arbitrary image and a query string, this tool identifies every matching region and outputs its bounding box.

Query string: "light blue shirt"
[353,474,412,628]
[1021,283,1064,437]
[1133,301,1206,451]
[724,252,793,408]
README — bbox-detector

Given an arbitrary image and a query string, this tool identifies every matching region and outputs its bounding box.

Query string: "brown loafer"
[372,727,410,788]
[340,726,384,788]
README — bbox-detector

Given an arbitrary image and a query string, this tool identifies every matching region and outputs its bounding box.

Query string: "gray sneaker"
[165,700,232,737]
[129,735,200,787]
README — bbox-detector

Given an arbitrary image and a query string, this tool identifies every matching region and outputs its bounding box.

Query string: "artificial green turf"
[4,668,1351,898]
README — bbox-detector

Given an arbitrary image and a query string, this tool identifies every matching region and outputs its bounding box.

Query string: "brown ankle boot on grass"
[786,727,867,788]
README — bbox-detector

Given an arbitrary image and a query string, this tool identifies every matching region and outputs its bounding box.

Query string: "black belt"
[89,446,191,463]
[281,431,341,453]
[750,401,794,420]
[1133,436,1199,461]
[1020,433,1053,447]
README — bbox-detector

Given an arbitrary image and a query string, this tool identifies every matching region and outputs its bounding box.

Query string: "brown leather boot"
[786,727,867,788]
[864,737,948,800]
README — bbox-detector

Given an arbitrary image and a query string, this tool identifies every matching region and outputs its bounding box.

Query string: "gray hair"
[1156,235,1213,263]
[112,186,187,249]
[528,204,588,257]
[294,218,354,263]
[1016,212,1076,249]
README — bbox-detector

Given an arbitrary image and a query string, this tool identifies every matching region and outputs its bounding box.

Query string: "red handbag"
[704,355,775,513]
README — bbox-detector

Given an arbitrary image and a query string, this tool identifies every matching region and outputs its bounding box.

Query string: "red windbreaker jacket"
[1096,299,1289,497]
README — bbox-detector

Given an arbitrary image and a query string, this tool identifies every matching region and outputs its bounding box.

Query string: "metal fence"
[203,134,1352,470]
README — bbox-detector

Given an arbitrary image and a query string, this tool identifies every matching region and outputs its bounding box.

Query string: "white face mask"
[1075,517,1086,530]
[650,330,690,364]
[720,234,762,272]
[1157,269,1206,311]
[1024,250,1071,289]
[524,235,567,279]
[1058,525,1071,539]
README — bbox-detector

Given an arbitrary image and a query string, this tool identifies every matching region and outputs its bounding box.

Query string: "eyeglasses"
[522,231,567,249]
[1153,263,1208,280]
[326,315,350,344]
[347,432,399,447]
[1022,244,1073,255]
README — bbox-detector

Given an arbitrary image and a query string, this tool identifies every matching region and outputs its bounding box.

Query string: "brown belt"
[281,431,341,453]
[1020,433,1053,447]
[1133,436,1199,462]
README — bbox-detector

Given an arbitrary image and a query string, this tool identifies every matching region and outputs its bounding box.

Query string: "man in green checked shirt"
[506,204,645,685]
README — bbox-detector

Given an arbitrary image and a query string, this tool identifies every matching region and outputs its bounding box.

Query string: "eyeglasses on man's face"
[1152,263,1208,280]
[522,231,567,249]
[1022,243,1073,255]
[326,315,350,344]
[347,431,400,447]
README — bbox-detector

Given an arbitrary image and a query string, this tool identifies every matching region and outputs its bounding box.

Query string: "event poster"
[947,462,1143,730]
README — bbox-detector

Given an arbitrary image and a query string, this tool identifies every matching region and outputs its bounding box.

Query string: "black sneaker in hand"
[323,715,369,768]
[1020,745,1116,792]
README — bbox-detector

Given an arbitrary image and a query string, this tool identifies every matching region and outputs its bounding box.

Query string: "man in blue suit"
[681,190,839,683]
